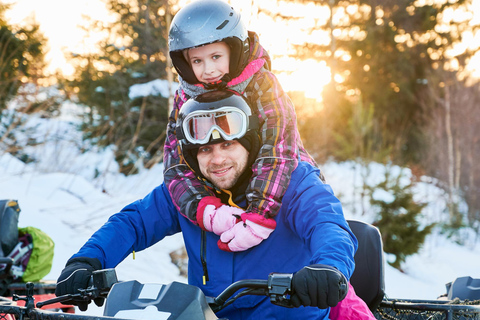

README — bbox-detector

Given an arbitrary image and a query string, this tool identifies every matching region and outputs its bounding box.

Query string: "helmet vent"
[216,20,229,30]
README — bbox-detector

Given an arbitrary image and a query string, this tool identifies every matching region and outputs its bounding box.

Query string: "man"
[55,91,358,319]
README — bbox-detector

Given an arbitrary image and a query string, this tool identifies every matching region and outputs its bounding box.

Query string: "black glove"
[291,264,348,309]
[55,257,103,311]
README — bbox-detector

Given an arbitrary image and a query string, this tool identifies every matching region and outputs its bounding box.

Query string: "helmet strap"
[224,37,250,81]
[202,74,231,90]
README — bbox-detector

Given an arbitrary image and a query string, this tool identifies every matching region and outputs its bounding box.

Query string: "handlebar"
[34,269,294,313]
[0,257,14,276]
[209,273,294,312]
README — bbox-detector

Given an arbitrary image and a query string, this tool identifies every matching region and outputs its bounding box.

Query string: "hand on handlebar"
[55,257,104,311]
[291,264,348,309]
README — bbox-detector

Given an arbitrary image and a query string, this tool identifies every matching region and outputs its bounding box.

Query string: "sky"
[4,0,112,76]
[2,82,480,317]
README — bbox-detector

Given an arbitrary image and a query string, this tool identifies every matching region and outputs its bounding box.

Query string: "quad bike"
[1,220,479,320]
[0,199,74,318]
[0,268,299,320]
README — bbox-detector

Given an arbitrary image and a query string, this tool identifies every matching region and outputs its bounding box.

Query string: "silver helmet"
[168,0,250,85]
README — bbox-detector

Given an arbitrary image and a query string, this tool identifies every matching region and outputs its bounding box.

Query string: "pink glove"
[197,196,243,235]
[218,213,276,252]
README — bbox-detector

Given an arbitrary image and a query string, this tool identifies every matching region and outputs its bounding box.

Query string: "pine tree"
[268,0,478,167]
[63,0,173,174]
[0,4,47,159]
[0,4,45,110]
[370,169,435,269]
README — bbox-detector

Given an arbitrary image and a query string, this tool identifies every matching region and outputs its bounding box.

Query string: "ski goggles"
[181,106,248,145]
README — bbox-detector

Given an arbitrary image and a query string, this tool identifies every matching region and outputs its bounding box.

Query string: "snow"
[1,86,480,316]
[128,79,178,100]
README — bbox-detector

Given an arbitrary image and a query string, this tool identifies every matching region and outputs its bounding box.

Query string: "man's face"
[185,42,230,84]
[197,140,249,190]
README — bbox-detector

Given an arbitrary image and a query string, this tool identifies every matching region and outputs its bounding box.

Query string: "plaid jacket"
[163,31,317,223]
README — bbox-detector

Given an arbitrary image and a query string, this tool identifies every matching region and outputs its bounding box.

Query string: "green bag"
[18,226,55,282]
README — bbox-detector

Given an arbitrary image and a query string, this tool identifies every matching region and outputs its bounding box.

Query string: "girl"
[164,0,318,251]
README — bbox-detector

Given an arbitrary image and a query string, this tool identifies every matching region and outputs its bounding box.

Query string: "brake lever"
[37,269,118,308]
[36,291,92,308]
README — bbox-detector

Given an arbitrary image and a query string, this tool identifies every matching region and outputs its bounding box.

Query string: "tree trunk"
[444,84,455,220]
[166,1,174,116]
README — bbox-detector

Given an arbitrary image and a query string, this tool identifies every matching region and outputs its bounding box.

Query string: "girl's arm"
[163,91,215,223]
[244,70,304,218]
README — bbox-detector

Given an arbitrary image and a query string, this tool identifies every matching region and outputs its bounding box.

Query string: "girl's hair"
[168,0,250,84]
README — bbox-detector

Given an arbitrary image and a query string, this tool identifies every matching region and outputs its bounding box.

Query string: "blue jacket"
[73,162,357,319]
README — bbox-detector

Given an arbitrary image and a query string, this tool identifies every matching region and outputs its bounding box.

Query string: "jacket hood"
[247,31,271,71]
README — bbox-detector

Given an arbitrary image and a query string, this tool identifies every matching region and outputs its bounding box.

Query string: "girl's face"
[186,42,230,84]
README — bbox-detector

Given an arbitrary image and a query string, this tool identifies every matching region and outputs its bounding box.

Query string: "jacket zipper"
[200,188,242,286]
[201,230,209,285]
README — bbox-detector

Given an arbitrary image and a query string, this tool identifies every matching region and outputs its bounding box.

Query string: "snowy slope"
[1,93,480,316]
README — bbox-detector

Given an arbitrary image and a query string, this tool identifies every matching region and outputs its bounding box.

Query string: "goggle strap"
[248,114,259,130]
[176,126,186,140]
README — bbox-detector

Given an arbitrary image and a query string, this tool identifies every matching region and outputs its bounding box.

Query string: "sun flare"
[4,0,480,96]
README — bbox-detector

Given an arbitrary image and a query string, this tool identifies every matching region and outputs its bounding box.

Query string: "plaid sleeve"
[244,70,311,218]
[163,91,215,223]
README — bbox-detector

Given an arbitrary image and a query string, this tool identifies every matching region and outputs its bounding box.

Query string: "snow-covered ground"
[1,94,480,316]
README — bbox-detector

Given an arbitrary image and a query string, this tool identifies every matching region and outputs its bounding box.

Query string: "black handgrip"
[0,258,14,276]
[0,258,14,265]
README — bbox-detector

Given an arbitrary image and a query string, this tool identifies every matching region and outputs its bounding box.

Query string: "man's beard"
[208,161,245,190]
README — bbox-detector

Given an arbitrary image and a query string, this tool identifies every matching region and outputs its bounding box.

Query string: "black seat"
[347,219,385,311]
